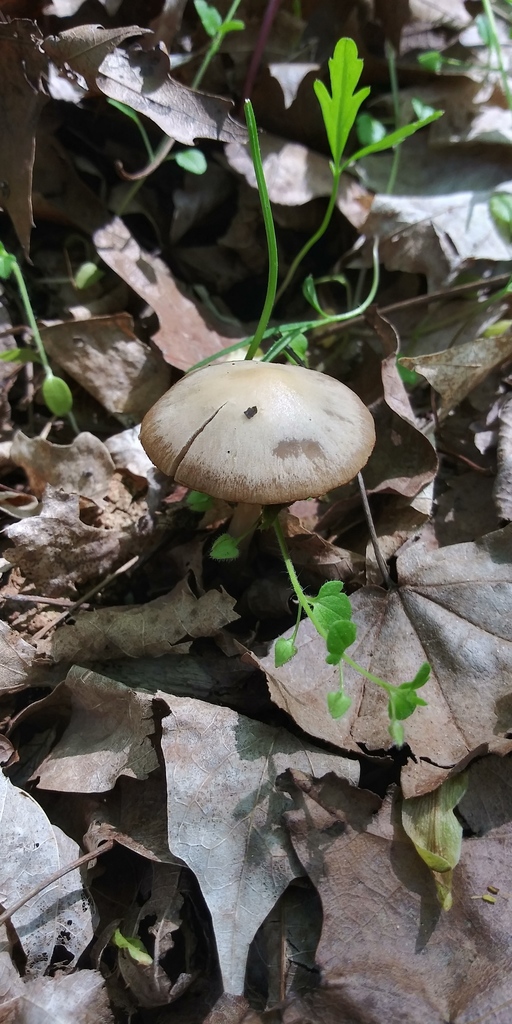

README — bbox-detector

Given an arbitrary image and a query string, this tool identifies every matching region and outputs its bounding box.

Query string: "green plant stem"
[10,260,51,378]
[481,0,512,110]
[244,99,279,360]
[385,41,401,195]
[193,0,243,86]
[273,515,395,695]
[275,167,341,303]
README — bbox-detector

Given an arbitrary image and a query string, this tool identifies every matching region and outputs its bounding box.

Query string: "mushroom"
[140,359,375,541]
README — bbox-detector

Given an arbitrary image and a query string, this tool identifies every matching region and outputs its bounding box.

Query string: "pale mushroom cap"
[140,360,375,504]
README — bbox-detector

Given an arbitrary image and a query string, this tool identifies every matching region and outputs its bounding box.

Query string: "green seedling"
[275,37,443,300]
[112,928,153,966]
[272,518,429,746]
[0,242,73,417]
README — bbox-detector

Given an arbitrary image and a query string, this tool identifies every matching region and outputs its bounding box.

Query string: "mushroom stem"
[228,502,262,547]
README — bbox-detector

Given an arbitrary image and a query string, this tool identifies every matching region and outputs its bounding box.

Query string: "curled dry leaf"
[255,524,512,797]
[5,487,134,597]
[40,314,172,422]
[157,694,359,995]
[400,332,512,419]
[49,578,239,663]
[105,426,156,482]
[0,21,48,255]
[0,620,37,694]
[31,666,159,792]
[283,766,512,1024]
[42,25,152,84]
[494,393,512,520]
[0,772,94,976]
[11,431,115,500]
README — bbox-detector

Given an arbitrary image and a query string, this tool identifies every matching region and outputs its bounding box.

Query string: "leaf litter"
[0,0,512,1021]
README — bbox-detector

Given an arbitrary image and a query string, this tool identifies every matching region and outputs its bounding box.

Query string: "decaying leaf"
[31,666,159,792]
[0,621,37,694]
[400,331,512,417]
[0,969,113,1024]
[40,314,172,422]
[0,771,94,975]
[256,525,512,797]
[11,431,115,500]
[158,694,359,995]
[49,579,239,662]
[494,393,512,520]
[5,488,135,597]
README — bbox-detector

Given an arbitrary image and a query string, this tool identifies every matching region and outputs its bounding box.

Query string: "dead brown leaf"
[400,332,512,418]
[255,524,512,797]
[0,21,48,255]
[49,579,239,662]
[0,969,114,1024]
[31,665,159,791]
[0,621,37,694]
[5,488,135,597]
[495,393,512,520]
[282,767,512,1024]
[40,314,172,422]
[11,431,115,500]
[158,693,359,995]
[42,25,152,84]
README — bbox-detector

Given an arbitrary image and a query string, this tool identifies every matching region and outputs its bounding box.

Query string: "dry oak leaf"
[158,694,359,995]
[0,772,94,977]
[400,331,512,419]
[11,430,115,500]
[256,524,512,798]
[50,578,239,663]
[0,621,37,694]
[0,969,113,1024]
[283,760,512,1024]
[31,665,159,792]
[5,487,133,597]
[42,24,152,84]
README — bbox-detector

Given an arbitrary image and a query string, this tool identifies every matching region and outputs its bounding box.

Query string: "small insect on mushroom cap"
[140,360,376,504]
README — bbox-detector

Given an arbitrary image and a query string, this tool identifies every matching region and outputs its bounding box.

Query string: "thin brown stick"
[357,472,393,590]
[0,841,113,928]
[32,554,140,642]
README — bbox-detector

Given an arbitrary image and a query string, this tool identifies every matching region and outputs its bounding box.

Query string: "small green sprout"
[0,242,73,417]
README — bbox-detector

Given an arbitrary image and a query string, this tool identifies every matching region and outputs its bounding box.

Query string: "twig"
[0,841,113,928]
[357,472,393,589]
[3,593,91,608]
[32,554,140,642]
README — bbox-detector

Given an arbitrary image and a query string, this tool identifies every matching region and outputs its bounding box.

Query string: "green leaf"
[356,112,387,146]
[410,97,437,120]
[186,490,214,512]
[42,374,73,415]
[74,261,103,290]
[219,18,244,34]
[287,331,308,364]
[417,50,443,73]
[112,928,153,966]
[0,347,41,364]
[402,774,468,909]
[325,619,357,664]
[302,275,328,315]
[175,148,208,175]
[0,244,15,279]
[194,0,222,36]
[210,534,240,560]
[308,582,353,635]
[274,637,297,667]
[327,690,352,718]
[397,359,420,386]
[410,661,431,688]
[388,682,428,723]
[346,110,443,166]
[490,192,512,241]
[313,37,370,169]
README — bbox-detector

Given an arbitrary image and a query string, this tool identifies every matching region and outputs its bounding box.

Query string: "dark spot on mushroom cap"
[244,406,258,419]
[273,439,324,459]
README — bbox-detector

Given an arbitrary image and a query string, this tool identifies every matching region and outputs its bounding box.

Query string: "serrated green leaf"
[0,347,40,364]
[490,192,512,240]
[417,50,443,73]
[74,261,103,290]
[356,112,387,146]
[112,928,153,965]
[327,690,352,718]
[175,148,208,175]
[210,534,240,560]
[346,110,443,166]
[42,374,73,415]
[194,0,222,36]
[313,37,370,168]
[186,490,214,512]
[325,619,357,664]
[274,637,297,667]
